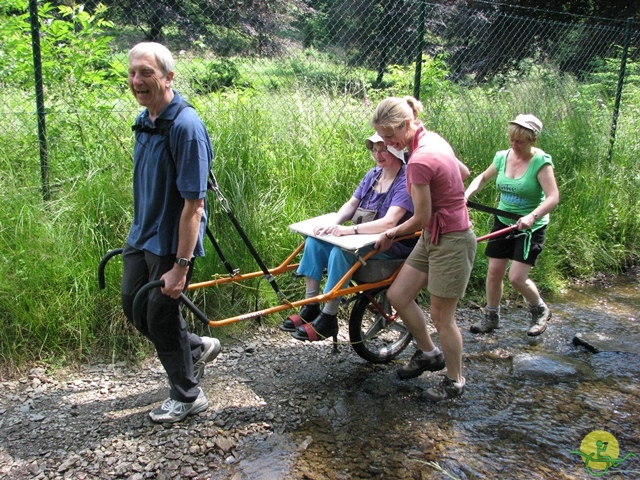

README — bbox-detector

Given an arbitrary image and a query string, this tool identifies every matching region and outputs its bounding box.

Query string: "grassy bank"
[1,55,638,373]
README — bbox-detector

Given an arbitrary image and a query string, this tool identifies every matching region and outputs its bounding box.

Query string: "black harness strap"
[131,102,236,277]
[131,103,284,299]
[132,100,191,160]
[467,200,521,221]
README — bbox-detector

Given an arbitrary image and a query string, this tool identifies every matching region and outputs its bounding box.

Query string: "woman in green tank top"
[464,114,560,337]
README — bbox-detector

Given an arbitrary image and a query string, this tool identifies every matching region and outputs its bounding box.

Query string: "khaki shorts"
[405,228,477,298]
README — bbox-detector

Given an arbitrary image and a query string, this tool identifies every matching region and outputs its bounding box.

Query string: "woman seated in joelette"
[281,133,415,342]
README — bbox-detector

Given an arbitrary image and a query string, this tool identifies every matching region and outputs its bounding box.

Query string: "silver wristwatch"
[175,257,191,267]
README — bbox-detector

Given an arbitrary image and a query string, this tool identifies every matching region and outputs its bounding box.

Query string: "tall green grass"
[1,57,638,373]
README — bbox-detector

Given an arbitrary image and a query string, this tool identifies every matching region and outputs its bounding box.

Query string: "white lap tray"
[289,213,405,283]
[288,213,379,252]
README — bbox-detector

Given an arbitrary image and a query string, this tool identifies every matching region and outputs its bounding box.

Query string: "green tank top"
[493,149,554,229]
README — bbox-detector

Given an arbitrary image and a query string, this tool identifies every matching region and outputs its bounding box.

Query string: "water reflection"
[230,270,640,479]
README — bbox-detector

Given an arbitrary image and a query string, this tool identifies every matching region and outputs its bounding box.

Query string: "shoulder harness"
[131,101,213,190]
[131,100,193,164]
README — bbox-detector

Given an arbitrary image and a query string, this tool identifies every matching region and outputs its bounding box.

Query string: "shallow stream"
[224,269,640,479]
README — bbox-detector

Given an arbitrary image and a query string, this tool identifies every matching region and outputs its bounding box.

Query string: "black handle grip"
[132,279,210,327]
[178,293,211,326]
[97,248,124,289]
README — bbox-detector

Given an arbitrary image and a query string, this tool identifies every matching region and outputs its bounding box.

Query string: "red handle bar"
[476,224,518,243]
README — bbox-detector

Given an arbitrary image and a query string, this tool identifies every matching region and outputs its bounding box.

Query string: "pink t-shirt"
[406,125,470,244]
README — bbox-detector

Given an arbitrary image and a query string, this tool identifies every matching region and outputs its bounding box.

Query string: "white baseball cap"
[365,133,405,162]
[509,114,543,136]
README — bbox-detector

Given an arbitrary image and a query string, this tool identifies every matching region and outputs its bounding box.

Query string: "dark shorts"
[484,217,547,266]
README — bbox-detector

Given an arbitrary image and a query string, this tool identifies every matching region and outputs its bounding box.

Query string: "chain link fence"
[2,0,639,197]
[1,0,639,356]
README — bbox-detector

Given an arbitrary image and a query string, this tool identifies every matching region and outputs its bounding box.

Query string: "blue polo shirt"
[127,91,212,257]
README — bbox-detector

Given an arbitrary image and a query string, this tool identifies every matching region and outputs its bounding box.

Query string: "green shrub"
[194,59,243,94]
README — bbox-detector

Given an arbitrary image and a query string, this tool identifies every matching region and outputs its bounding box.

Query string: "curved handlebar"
[98,248,124,289]
[179,293,211,326]
[476,224,518,243]
[132,279,211,327]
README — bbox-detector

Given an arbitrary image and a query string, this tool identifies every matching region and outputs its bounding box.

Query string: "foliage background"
[0,0,639,370]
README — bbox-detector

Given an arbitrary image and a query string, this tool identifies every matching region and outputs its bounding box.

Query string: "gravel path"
[1,322,415,480]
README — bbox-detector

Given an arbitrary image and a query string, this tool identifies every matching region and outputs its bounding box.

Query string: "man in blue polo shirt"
[121,42,221,423]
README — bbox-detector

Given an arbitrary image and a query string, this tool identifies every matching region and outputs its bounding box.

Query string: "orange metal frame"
[186,236,415,328]
[147,224,513,328]
[102,224,514,329]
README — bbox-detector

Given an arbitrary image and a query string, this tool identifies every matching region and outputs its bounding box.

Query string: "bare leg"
[508,260,541,306]
[430,294,463,383]
[486,257,509,308]
[386,264,435,352]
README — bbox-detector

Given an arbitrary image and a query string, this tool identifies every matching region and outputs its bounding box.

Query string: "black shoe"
[291,312,338,342]
[396,349,445,379]
[279,303,321,332]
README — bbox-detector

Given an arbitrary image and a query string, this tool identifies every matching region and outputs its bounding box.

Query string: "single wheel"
[349,287,412,363]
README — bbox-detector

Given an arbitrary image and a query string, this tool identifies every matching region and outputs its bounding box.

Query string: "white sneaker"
[194,336,221,382]
[149,388,208,423]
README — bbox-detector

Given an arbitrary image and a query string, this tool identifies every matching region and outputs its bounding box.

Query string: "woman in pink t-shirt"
[373,96,476,402]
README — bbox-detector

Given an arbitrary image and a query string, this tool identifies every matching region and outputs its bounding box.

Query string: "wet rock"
[572,332,640,354]
[512,353,595,383]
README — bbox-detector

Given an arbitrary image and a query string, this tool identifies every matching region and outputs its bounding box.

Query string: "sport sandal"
[280,303,321,332]
[291,312,338,342]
